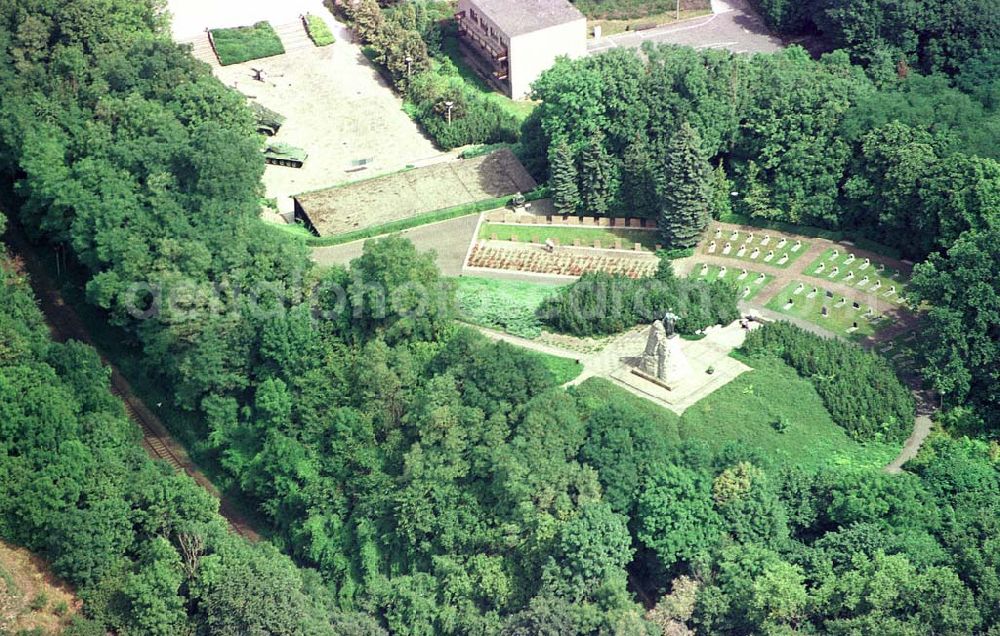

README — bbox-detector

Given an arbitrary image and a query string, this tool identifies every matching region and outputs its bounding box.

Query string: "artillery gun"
[262,143,307,168]
[250,101,286,136]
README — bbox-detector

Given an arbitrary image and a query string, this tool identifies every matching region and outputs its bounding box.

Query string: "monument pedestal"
[610,319,752,415]
[637,320,692,388]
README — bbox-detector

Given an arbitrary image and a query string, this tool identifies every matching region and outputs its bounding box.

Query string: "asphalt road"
[588,0,783,56]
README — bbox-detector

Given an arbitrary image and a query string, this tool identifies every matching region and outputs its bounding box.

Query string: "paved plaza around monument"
[478,319,757,415]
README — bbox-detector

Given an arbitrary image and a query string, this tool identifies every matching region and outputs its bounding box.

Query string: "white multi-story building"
[455,0,586,99]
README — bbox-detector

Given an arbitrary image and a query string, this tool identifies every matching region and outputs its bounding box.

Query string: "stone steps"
[273,21,315,53]
[178,33,220,67]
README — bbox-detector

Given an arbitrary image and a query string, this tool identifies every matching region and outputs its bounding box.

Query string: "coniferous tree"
[579,129,616,216]
[549,136,581,215]
[742,160,776,219]
[659,123,711,248]
[708,162,734,219]
[619,136,660,218]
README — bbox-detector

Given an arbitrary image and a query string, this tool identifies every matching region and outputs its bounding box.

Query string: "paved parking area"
[311,214,481,277]
[215,41,441,203]
[167,1,443,205]
[588,0,782,55]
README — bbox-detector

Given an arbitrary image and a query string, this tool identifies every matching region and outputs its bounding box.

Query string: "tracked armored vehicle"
[251,101,286,136]
[262,143,307,168]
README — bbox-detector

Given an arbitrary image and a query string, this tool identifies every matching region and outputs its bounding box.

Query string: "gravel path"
[884,415,933,474]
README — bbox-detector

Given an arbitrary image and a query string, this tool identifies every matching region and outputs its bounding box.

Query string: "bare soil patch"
[0,541,78,633]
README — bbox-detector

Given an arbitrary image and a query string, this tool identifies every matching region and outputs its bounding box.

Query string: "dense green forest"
[749,0,999,84]
[0,225,375,634]
[528,45,998,259]
[0,0,998,634]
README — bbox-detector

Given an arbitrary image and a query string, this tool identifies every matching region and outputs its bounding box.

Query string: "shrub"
[537,262,739,337]
[741,322,914,443]
[29,592,48,611]
[305,14,335,46]
[53,599,69,616]
[210,22,285,66]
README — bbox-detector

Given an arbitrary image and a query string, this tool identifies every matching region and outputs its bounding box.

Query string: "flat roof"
[471,0,585,37]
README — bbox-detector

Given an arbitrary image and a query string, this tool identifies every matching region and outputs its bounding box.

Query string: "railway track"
[109,382,186,472]
[4,224,260,541]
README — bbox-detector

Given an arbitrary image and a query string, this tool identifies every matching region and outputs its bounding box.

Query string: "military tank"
[262,143,307,168]
[251,101,286,136]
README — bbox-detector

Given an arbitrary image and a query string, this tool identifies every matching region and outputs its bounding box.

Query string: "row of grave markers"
[782,287,883,332]
[708,241,797,264]
[713,228,802,248]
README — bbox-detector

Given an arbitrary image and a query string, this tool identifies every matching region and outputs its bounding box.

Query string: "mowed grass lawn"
[524,350,583,384]
[211,22,285,66]
[691,263,772,301]
[573,356,898,472]
[453,275,565,339]
[765,281,894,340]
[480,222,658,251]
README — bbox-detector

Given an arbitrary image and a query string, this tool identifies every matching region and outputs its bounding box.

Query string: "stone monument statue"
[637,312,692,386]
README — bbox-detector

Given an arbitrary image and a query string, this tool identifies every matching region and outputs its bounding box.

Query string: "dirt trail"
[4,227,260,542]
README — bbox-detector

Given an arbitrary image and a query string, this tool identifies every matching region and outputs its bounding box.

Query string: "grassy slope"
[0,540,78,633]
[524,349,584,384]
[574,355,898,472]
[439,32,536,121]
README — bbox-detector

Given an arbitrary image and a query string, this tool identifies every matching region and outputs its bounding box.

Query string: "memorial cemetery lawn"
[479,222,659,251]
[765,281,894,340]
[690,263,773,301]
[573,356,900,472]
[803,247,910,301]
